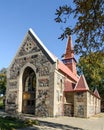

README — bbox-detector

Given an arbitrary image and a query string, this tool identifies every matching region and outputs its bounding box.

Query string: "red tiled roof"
[64,74,100,99]
[58,60,79,82]
[64,79,75,92]
[74,75,89,91]
[94,88,100,99]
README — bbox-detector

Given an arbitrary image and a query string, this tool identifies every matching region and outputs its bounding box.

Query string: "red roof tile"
[64,79,75,92]
[58,60,79,82]
[94,88,100,99]
[74,75,89,91]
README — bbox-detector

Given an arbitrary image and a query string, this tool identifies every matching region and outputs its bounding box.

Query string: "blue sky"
[0,0,77,70]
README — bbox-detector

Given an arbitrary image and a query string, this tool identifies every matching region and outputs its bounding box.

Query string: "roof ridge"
[74,75,89,91]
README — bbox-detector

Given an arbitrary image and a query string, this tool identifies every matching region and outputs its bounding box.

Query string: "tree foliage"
[55,0,104,55]
[0,68,7,95]
[77,52,104,99]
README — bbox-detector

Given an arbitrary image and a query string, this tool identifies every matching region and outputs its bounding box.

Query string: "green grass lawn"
[0,116,28,130]
[0,116,39,130]
[0,97,39,130]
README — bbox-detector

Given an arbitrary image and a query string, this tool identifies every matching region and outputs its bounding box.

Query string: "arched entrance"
[22,67,36,114]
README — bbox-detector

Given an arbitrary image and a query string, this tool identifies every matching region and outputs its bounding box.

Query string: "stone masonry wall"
[74,92,87,118]
[74,91,101,118]
[64,92,74,117]
[87,92,101,117]
[6,32,55,117]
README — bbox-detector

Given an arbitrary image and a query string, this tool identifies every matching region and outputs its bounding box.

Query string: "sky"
[0,0,77,70]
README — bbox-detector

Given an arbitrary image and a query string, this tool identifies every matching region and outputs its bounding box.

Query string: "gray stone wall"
[87,92,101,117]
[6,33,55,116]
[64,92,74,116]
[74,92,87,118]
[74,91,101,118]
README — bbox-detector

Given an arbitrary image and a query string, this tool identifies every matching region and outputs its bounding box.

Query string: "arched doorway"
[22,67,36,114]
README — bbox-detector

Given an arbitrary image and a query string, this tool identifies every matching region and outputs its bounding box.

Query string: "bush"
[25,119,40,126]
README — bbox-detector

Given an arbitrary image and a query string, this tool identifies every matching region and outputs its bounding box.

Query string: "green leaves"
[58,27,72,40]
[77,52,104,97]
[55,5,72,23]
[55,0,104,55]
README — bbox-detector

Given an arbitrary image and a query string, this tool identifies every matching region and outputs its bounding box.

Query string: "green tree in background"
[55,0,104,100]
[55,0,104,55]
[0,68,7,96]
[77,52,104,99]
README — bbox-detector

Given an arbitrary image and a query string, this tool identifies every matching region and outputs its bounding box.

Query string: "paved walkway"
[38,114,104,130]
[0,110,104,130]
[21,113,104,130]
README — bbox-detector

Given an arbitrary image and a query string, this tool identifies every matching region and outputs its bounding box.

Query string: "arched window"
[23,67,36,92]
[22,67,36,114]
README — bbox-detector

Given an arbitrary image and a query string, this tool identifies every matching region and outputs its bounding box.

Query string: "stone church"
[5,28,101,118]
